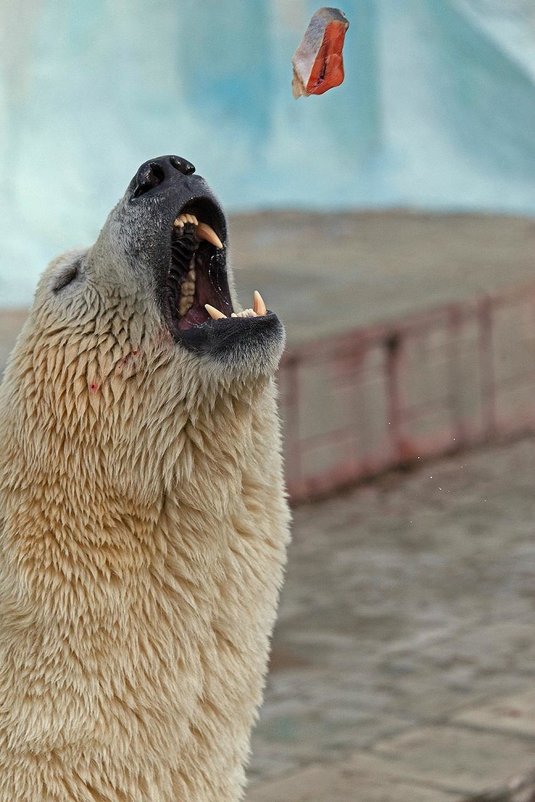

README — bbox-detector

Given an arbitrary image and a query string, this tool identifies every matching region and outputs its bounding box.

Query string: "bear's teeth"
[253,290,267,316]
[206,291,268,322]
[177,267,196,318]
[179,298,192,316]
[231,308,257,318]
[196,223,223,250]
[173,215,223,250]
[174,213,198,228]
[205,304,227,320]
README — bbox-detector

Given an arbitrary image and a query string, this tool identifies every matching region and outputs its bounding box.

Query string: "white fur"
[0,195,290,801]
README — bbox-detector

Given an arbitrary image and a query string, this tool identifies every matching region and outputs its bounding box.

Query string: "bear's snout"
[130,154,196,200]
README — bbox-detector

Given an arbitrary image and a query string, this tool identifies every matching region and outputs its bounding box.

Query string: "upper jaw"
[161,194,232,339]
[156,196,280,360]
[120,168,283,363]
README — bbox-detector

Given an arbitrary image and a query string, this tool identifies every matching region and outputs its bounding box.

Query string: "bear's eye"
[53,262,80,293]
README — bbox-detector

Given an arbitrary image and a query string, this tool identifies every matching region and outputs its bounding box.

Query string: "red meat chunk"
[292,7,350,98]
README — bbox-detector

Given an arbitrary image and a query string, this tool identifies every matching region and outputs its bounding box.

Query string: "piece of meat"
[292,7,350,98]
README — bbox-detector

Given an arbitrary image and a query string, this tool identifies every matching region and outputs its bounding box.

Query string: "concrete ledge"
[282,281,535,501]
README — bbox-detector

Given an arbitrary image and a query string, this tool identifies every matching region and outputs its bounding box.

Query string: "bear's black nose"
[131,155,196,199]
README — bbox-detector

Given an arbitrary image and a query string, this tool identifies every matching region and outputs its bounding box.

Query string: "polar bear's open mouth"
[125,154,281,355]
[165,199,272,345]
[165,198,231,335]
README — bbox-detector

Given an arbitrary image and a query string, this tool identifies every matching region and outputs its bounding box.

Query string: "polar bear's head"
[33,154,284,379]
[2,156,285,498]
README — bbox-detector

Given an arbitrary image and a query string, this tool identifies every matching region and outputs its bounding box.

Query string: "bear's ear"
[52,259,82,293]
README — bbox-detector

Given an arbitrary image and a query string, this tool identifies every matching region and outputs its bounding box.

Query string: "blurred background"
[5,0,535,303]
[3,1,535,800]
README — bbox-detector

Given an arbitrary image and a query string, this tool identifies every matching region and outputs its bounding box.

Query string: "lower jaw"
[175,309,284,360]
[176,288,269,332]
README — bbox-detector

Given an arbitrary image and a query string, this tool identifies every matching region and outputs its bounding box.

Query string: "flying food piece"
[292,7,349,98]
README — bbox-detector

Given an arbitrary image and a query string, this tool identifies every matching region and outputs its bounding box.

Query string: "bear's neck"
[0,378,281,620]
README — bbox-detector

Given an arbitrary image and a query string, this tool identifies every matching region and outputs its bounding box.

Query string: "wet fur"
[0,179,290,800]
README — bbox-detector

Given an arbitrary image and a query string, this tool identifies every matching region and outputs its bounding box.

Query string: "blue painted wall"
[2,0,535,304]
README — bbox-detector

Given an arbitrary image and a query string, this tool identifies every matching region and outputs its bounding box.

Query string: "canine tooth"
[205,304,227,320]
[196,223,223,250]
[253,290,267,316]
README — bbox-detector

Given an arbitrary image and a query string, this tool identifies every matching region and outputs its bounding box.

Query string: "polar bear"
[0,155,290,802]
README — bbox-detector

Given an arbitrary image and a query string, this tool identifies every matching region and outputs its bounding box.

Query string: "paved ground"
[248,437,535,801]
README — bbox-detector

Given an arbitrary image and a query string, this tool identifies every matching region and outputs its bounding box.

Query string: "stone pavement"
[247,438,535,801]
